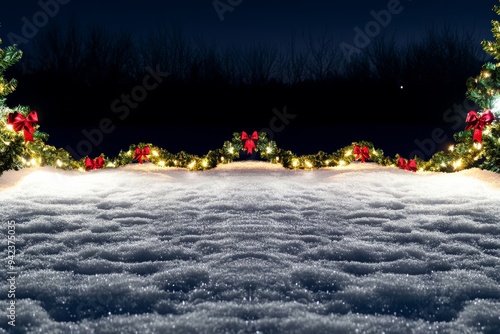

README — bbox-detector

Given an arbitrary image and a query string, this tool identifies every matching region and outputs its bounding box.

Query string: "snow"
[1,161,500,333]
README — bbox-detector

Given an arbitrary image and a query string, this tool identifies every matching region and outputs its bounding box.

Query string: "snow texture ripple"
[1,161,500,333]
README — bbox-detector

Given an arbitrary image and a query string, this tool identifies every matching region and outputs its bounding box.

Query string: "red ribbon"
[7,110,38,142]
[85,157,105,170]
[241,131,259,154]
[134,146,150,164]
[465,109,495,143]
[353,145,370,162]
[398,157,417,172]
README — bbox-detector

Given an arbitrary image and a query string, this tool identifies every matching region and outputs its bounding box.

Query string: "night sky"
[1,0,497,48]
[1,0,499,159]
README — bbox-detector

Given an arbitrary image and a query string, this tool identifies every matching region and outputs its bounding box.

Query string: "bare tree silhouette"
[240,42,280,86]
[5,20,486,129]
[304,29,342,82]
[82,25,137,86]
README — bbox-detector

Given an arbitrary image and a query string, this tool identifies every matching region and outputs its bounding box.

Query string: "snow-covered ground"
[1,161,500,333]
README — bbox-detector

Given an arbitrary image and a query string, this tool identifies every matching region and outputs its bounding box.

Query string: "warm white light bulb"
[491,96,500,117]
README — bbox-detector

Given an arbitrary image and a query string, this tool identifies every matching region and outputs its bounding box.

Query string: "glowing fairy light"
[292,159,299,168]
[188,160,196,170]
[228,146,234,154]
[152,150,159,157]
[452,159,462,170]
[201,159,208,168]
[448,145,454,152]
[305,161,313,168]
[266,146,272,154]
[339,160,346,166]
[275,156,279,162]
[491,96,500,117]
[325,160,330,165]
[24,158,37,167]
[473,142,482,150]
[56,159,63,167]
[158,161,165,167]
[220,156,225,162]
[6,124,14,131]
[344,150,352,157]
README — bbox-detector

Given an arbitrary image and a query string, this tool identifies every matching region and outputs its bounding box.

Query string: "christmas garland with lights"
[1,105,498,175]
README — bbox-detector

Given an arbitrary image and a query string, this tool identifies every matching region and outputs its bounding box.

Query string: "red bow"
[465,109,495,143]
[7,110,38,142]
[241,131,259,154]
[134,146,150,164]
[85,157,105,170]
[353,145,370,162]
[398,157,417,172]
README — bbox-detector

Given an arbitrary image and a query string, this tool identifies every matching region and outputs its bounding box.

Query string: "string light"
[452,159,463,170]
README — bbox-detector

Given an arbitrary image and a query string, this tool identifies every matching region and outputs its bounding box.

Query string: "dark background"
[0,0,497,159]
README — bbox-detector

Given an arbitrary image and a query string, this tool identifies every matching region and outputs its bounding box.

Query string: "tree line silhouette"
[5,20,488,130]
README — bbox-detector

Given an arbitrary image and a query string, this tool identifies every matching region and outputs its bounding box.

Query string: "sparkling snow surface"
[1,161,500,333]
